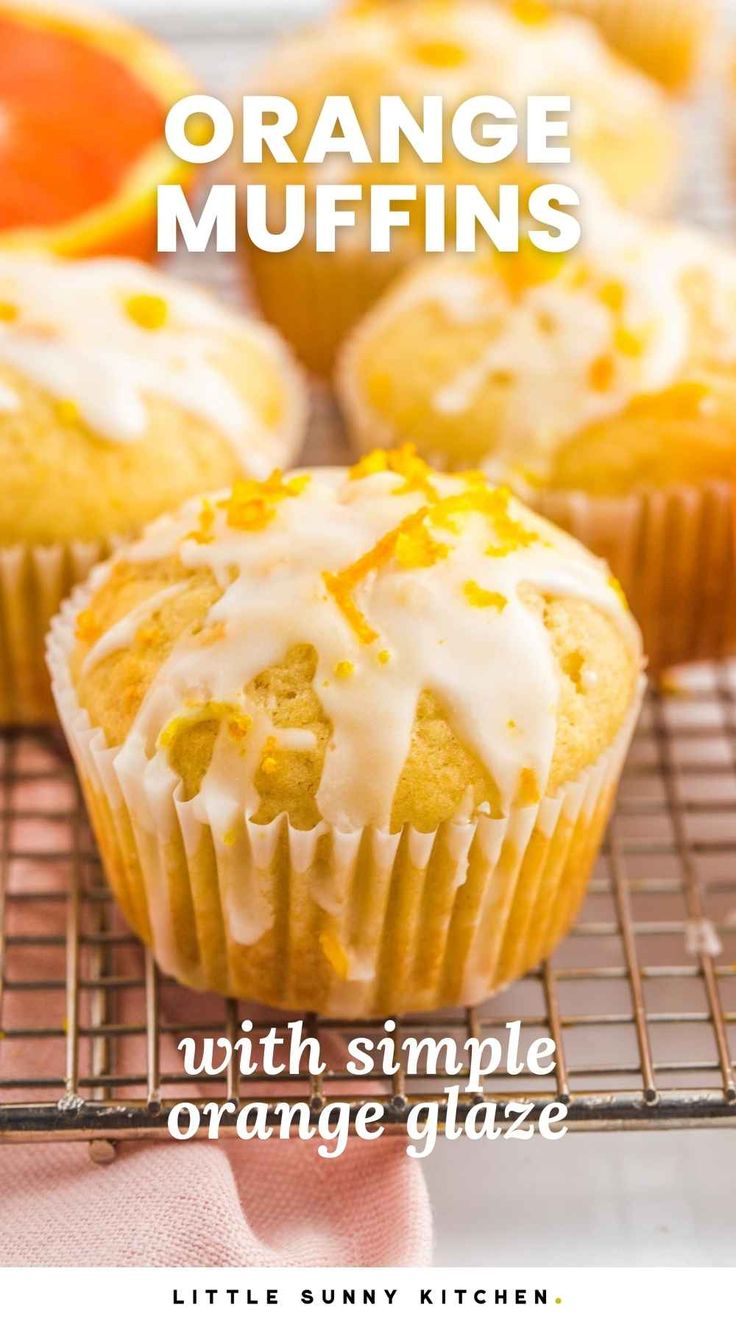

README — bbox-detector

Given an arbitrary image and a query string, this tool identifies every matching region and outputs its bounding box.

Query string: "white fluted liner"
[0,538,115,723]
[48,576,644,1016]
[535,481,736,673]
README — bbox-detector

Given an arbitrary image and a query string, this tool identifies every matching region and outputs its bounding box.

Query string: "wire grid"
[2,670,736,1147]
[3,8,736,1153]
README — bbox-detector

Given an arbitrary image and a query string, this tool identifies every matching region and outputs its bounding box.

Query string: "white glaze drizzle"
[0,255,294,473]
[247,0,670,189]
[253,1,667,123]
[0,381,19,412]
[81,463,641,833]
[81,584,187,677]
[355,213,733,478]
[684,919,722,959]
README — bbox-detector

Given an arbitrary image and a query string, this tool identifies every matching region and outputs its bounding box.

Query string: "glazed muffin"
[338,212,736,670]
[0,254,306,723]
[541,0,716,93]
[346,0,716,93]
[239,0,677,374]
[49,449,643,1015]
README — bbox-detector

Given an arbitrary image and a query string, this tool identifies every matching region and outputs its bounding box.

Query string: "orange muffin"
[238,0,677,373]
[49,451,643,1014]
[338,209,736,670]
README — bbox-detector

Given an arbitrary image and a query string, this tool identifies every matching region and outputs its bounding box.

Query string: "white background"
[41,0,736,1267]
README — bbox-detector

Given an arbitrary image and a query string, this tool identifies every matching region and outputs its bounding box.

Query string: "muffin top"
[243,0,676,220]
[339,212,736,493]
[0,255,306,545]
[537,0,714,92]
[66,448,642,834]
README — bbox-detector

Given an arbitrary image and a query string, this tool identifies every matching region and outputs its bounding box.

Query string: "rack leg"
[89,1139,117,1166]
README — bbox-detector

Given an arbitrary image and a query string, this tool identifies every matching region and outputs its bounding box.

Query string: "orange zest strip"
[186,499,215,545]
[75,607,100,645]
[463,581,508,611]
[325,463,540,643]
[324,508,448,644]
[349,442,439,499]
[219,471,310,533]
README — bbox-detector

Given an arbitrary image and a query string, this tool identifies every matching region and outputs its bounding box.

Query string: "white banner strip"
[1,1268,735,1321]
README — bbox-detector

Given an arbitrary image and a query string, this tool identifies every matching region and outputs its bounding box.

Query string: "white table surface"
[426,1130,736,1266]
[60,0,736,1269]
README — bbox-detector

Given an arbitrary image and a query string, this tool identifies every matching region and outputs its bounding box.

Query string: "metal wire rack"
[3,4,736,1157]
[2,670,736,1155]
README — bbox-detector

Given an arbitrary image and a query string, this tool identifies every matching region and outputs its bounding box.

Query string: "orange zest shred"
[496,245,565,301]
[324,508,448,645]
[394,518,450,570]
[569,261,591,291]
[226,713,253,742]
[463,581,508,611]
[588,354,615,393]
[614,324,647,357]
[186,499,216,545]
[629,381,710,418]
[349,442,439,499]
[123,292,169,331]
[75,607,100,645]
[426,484,538,557]
[158,702,253,751]
[259,735,279,776]
[410,37,468,69]
[511,0,551,25]
[323,523,400,646]
[55,398,81,427]
[220,470,311,533]
[0,301,18,322]
[326,459,539,643]
[597,279,626,315]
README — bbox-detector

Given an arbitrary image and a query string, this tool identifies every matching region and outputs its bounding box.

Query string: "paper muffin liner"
[338,354,735,672]
[545,0,715,90]
[338,356,735,671]
[244,241,410,379]
[48,569,643,1016]
[0,538,118,724]
[534,481,736,674]
[0,343,307,728]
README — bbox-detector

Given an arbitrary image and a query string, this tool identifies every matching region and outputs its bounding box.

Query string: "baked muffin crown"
[243,0,676,217]
[338,216,736,490]
[0,255,306,544]
[70,448,642,834]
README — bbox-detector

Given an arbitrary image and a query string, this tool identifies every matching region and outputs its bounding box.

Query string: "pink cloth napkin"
[0,1135,432,1268]
[0,737,433,1268]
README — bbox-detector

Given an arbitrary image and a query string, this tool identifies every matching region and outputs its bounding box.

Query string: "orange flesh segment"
[0,14,165,229]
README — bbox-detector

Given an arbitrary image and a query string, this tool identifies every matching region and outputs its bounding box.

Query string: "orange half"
[0,1,197,258]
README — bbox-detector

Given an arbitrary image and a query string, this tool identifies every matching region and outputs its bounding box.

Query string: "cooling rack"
[2,5,736,1159]
[2,672,736,1156]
